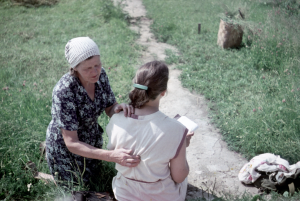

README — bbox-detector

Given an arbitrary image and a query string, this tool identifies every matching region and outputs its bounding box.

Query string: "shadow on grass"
[186,183,220,201]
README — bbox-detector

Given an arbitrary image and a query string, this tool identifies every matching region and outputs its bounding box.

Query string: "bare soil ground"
[114,0,258,199]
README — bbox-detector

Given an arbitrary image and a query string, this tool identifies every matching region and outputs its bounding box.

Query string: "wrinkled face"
[75,55,102,85]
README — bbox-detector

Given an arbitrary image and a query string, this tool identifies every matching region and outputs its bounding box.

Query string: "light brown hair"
[129,61,169,108]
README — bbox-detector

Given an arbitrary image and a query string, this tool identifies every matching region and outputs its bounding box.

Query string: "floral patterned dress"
[46,68,116,186]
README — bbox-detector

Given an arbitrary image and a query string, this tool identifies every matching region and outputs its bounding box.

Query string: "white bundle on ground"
[238,153,300,184]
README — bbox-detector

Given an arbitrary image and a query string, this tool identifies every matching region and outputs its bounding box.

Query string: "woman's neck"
[134,105,158,116]
[78,75,94,90]
[134,97,160,116]
[77,75,95,101]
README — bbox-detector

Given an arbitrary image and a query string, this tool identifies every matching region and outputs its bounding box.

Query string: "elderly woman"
[46,37,140,187]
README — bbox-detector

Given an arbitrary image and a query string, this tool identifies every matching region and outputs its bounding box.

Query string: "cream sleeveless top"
[106,111,188,201]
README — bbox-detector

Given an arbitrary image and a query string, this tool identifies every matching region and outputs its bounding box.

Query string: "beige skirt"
[112,172,187,201]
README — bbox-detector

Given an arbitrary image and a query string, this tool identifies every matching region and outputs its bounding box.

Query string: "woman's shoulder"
[98,67,109,83]
[109,111,186,130]
[99,67,107,77]
[106,112,127,132]
[163,114,187,130]
[145,111,187,133]
[53,73,79,93]
[109,111,127,122]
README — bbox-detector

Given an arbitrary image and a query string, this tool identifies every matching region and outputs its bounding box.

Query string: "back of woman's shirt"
[106,111,187,182]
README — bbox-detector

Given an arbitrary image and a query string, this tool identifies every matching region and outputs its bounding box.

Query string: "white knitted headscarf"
[65,37,100,68]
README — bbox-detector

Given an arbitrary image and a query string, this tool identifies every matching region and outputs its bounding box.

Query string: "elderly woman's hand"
[114,103,135,117]
[110,148,140,167]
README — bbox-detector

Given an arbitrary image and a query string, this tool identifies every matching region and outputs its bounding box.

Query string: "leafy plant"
[271,0,299,16]
[218,2,249,23]
[100,0,130,23]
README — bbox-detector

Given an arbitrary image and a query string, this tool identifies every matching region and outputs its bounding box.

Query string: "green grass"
[1,0,300,200]
[188,191,300,201]
[0,0,139,199]
[142,0,300,162]
[142,0,300,200]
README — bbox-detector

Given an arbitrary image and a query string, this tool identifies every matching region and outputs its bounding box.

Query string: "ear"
[160,90,167,96]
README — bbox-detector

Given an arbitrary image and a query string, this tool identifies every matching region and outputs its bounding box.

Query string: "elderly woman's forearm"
[61,128,117,162]
[66,141,114,162]
[66,141,140,167]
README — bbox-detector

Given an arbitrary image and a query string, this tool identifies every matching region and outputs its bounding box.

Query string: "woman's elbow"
[61,129,79,154]
[65,141,78,154]
[173,175,188,183]
[172,167,189,183]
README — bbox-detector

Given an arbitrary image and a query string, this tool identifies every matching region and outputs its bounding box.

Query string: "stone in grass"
[217,19,243,49]
[25,161,56,185]
[27,149,115,200]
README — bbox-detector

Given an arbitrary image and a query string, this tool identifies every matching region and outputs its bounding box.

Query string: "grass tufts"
[143,0,300,200]
[11,0,58,7]
[0,0,138,199]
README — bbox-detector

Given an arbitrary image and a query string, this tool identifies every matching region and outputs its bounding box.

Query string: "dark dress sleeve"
[52,83,79,131]
[100,68,116,108]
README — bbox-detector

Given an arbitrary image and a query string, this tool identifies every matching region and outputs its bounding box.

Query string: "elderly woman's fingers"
[115,103,126,117]
[113,104,122,113]
[121,148,133,155]
[126,104,134,116]
[123,150,141,160]
[125,104,131,117]
[112,148,141,166]
[120,159,139,167]
[122,156,140,167]
[129,105,135,115]
[126,158,140,163]
[131,155,140,159]
[121,103,130,117]
[124,154,140,164]
[125,162,139,167]
[116,103,135,117]
[125,104,135,116]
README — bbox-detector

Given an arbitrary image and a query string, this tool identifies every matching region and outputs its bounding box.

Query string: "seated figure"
[106,61,190,201]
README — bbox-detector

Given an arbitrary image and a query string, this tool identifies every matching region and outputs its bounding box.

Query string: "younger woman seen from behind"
[106,61,190,201]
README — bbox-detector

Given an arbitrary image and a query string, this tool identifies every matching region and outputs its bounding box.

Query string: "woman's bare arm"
[61,129,140,167]
[169,137,189,183]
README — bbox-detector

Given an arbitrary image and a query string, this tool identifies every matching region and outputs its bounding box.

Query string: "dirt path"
[115,0,258,199]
